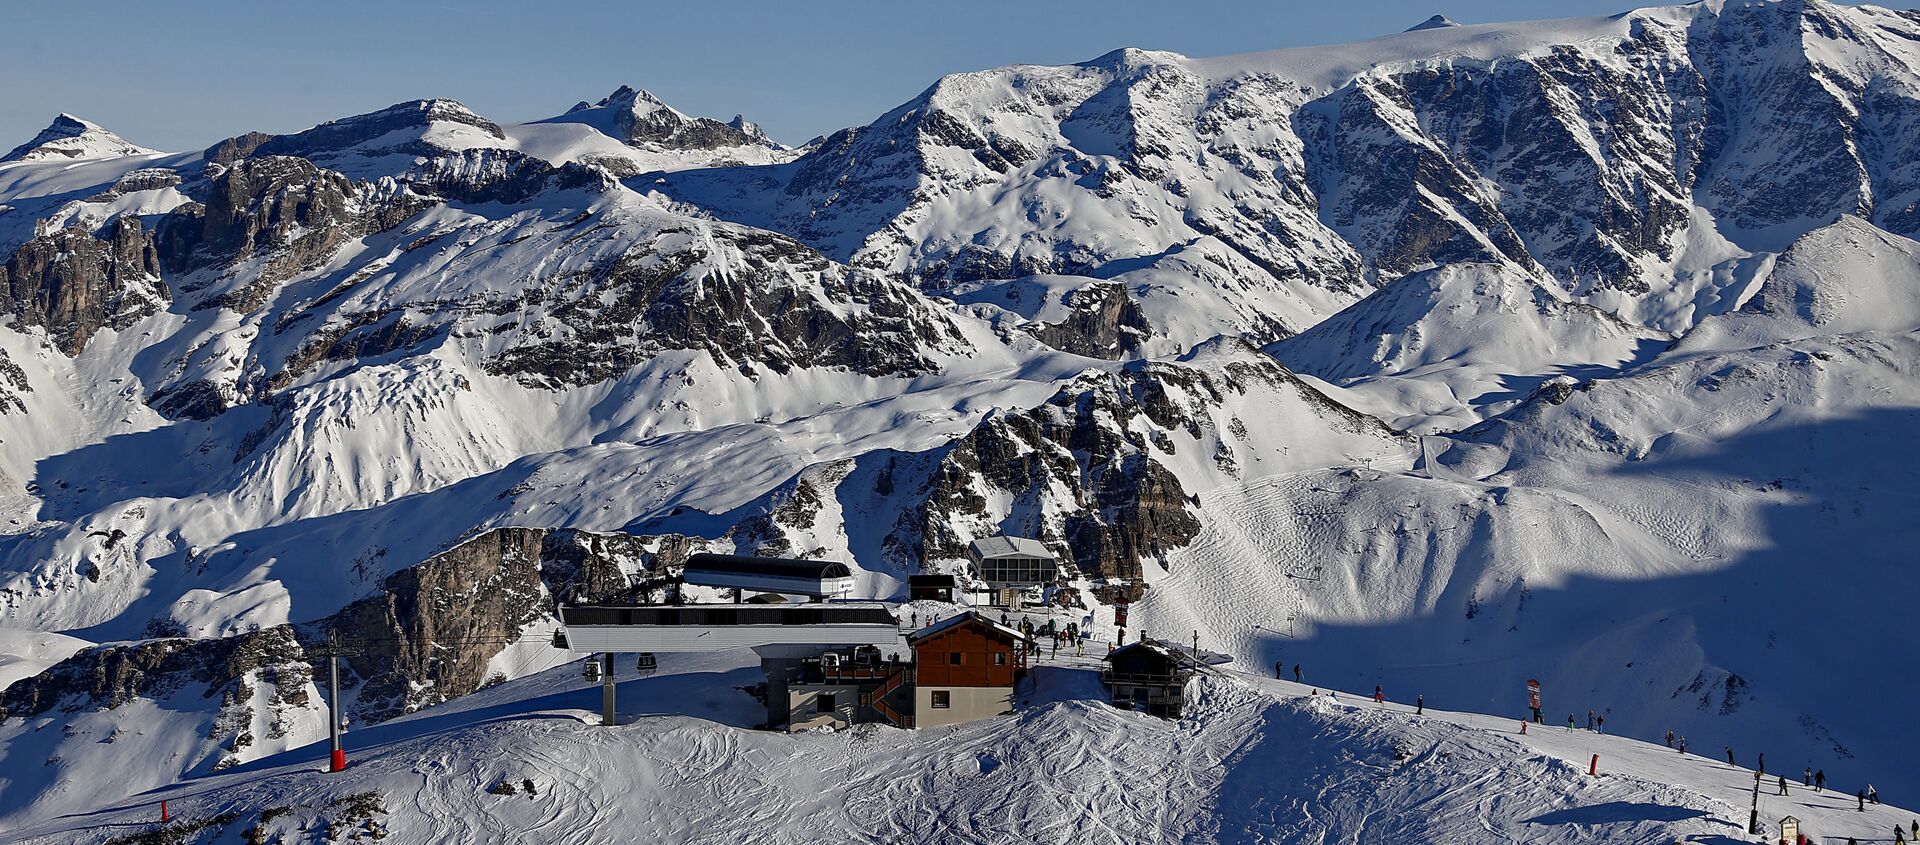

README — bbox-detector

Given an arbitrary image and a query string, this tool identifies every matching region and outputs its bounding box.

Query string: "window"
[931,690,951,709]
[993,653,1007,666]
[949,651,963,665]
[817,692,837,714]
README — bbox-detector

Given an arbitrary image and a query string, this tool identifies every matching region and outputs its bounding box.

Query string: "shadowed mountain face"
[3,0,1920,829]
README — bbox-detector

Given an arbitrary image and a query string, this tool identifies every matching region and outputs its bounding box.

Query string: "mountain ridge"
[1,1,1919,833]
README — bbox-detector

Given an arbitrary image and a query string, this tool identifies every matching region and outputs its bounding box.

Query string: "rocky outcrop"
[240,99,505,167]
[155,155,359,305]
[483,227,968,386]
[327,528,549,720]
[568,86,775,151]
[1027,282,1151,358]
[0,216,168,354]
[0,525,705,753]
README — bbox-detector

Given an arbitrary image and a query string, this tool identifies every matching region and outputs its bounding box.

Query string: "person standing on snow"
[1293,664,1303,682]
[1275,660,1284,679]
[1664,730,1675,748]
[1595,714,1604,734]
[1777,775,1788,796]
[1374,684,1385,704]
[1567,714,1576,732]
[1676,736,1687,754]
[1804,766,1813,786]
[1416,694,1424,715]
[1859,789,1868,811]
[1869,784,1880,804]
[1816,769,1827,792]
[1725,747,1736,766]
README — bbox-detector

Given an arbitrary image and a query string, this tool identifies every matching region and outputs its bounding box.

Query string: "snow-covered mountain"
[2,1,1920,837]
[0,114,158,164]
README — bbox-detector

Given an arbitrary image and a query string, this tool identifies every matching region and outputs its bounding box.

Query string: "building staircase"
[861,666,914,729]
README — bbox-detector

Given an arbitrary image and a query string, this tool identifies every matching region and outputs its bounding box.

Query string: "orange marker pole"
[1589,754,1599,776]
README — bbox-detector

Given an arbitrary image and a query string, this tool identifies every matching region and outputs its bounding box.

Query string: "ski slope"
[6,644,1911,844]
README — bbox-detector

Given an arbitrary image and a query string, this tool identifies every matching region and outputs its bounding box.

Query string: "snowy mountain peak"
[1,113,159,163]
[552,85,782,151]
[1405,14,1461,31]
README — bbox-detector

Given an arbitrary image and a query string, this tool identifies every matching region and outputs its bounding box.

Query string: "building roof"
[560,603,894,628]
[967,536,1054,560]
[683,553,853,580]
[907,610,1028,644]
[908,574,956,587]
[1107,638,1200,670]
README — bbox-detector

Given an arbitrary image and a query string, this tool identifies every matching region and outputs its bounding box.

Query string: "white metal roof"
[968,536,1054,560]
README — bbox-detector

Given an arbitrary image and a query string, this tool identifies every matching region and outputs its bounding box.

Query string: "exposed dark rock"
[244,99,504,163]
[1027,282,1152,358]
[0,216,167,354]
[483,228,965,387]
[574,86,771,151]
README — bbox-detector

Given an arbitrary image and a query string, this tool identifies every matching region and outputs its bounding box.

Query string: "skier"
[1374,684,1385,704]
[1275,660,1284,680]
[1415,694,1424,715]
[1859,789,1868,811]
[1587,709,1595,731]
[1595,714,1604,734]
[1292,664,1302,682]
[1816,769,1827,792]
[1869,784,1880,804]
[1677,736,1687,754]
[1777,775,1788,796]
[1567,714,1576,732]
[1664,729,1675,748]
[1726,746,1736,766]
[1895,827,1905,845]
[1804,766,1813,787]
[1911,820,1917,839]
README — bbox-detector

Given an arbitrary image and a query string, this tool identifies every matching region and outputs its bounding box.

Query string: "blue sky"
[5,0,1917,151]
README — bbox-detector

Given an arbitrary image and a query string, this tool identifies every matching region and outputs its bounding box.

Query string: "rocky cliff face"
[894,342,1405,583]
[0,524,711,773]
[0,216,167,354]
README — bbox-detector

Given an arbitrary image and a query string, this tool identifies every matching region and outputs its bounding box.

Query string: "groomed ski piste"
[9,621,1911,845]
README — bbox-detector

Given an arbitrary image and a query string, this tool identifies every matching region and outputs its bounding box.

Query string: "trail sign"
[1527,678,1541,709]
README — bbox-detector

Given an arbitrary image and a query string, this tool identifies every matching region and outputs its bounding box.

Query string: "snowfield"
[6,650,1912,844]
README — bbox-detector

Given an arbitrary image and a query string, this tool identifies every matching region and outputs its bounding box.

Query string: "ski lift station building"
[966,536,1058,588]
[680,552,856,601]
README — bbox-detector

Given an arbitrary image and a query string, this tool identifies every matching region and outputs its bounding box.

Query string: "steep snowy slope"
[1140,325,1920,806]
[0,114,158,164]
[1272,263,1673,430]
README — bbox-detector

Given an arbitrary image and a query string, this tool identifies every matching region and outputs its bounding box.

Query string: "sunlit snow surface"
[1,0,1920,837]
[7,652,1913,844]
